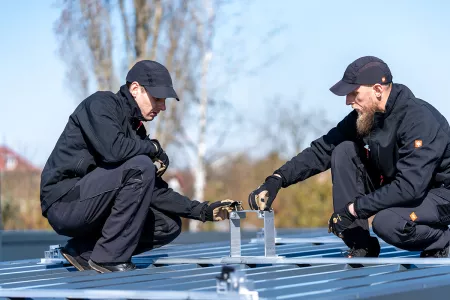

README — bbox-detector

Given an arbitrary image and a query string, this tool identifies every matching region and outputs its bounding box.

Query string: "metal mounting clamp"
[39,245,68,265]
[229,209,277,257]
[216,265,258,299]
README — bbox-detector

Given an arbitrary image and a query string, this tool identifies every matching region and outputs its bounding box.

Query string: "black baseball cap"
[126,60,179,101]
[330,56,393,96]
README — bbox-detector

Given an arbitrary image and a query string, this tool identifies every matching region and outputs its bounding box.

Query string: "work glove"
[149,139,169,177]
[248,175,283,211]
[328,203,356,239]
[202,199,241,222]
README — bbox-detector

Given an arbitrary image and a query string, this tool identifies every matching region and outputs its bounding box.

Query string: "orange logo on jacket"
[414,140,422,148]
[410,212,418,222]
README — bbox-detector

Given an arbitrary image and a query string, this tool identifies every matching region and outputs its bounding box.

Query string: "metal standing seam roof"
[1,230,450,299]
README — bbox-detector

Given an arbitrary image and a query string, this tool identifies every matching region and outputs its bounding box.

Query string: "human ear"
[373,84,383,99]
[129,82,140,98]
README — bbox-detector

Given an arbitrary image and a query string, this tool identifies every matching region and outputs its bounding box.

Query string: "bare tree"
[260,94,333,159]
[54,0,115,95]
[54,0,286,232]
[186,0,216,232]
[54,0,193,143]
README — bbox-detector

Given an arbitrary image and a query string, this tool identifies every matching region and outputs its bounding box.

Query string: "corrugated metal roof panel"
[0,231,450,299]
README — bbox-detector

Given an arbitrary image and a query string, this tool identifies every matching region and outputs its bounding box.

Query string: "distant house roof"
[0,146,40,172]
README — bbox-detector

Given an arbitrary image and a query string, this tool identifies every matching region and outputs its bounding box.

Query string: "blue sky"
[1,0,450,167]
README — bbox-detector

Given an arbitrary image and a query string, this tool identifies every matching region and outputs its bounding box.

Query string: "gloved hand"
[248,175,283,211]
[202,199,240,222]
[328,203,356,239]
[149,139,169,177]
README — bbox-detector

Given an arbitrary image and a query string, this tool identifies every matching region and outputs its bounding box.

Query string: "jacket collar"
[118,84,146,121]
[383,83,401,116]
[373,83,402,122]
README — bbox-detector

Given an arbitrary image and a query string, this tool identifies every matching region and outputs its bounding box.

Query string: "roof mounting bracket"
[39,245,68,265]
[229,209,278,258]
[216,265,259,299]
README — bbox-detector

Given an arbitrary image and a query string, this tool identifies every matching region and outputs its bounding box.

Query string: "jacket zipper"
[75,157,84,175]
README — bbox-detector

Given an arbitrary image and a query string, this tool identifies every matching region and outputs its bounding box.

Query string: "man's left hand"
[328,203,356,238]
[149,139,169,177]
[203,199,241,222]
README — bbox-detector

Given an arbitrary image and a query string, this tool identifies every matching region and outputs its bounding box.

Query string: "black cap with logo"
[126,60,179,101]
[330,56,393,96]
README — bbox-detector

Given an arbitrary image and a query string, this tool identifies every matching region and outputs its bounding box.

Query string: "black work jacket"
[275,83,450,218]
[40,85,206,219]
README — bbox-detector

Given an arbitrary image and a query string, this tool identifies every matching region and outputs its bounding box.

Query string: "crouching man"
[40,60,236,273]
[248,56,450,258]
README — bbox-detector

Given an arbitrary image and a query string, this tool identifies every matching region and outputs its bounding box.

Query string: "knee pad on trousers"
[122,155,156,181]
[372,209,417,250]
[120,155,156,187]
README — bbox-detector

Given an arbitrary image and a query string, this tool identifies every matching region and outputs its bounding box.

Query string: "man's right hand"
[149,139,169,177]
[248,174,283,210]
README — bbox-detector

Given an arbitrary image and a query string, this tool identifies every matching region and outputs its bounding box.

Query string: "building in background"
[0,145,44,230]
[0,146,40,172]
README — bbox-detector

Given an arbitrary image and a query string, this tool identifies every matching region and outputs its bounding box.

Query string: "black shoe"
[88,260,137,273]
[345,237,380,258]
[420,245,450,258]
[61,244,92,271]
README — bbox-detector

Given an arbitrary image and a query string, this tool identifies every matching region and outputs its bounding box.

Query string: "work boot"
[88,260,137,273]
[61,244,92,271]
[420,244,450,258]
[345,236,380,258]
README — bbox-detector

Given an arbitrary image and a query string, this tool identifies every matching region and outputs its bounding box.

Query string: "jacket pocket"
[437,203,450,224]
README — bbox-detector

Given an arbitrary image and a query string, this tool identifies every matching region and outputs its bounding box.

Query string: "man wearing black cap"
[248,56,450,258]
[40,60,238,273]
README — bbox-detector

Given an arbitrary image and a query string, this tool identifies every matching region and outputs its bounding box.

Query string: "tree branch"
[149,0,163,60]
[119,0,133,61]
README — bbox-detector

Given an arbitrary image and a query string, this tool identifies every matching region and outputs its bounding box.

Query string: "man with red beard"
[248,56,450,258]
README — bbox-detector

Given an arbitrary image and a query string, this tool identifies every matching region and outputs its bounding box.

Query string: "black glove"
[328,203,356,239]
[202,199,240,222]
[248,175,283,211]
[149,139,169,177]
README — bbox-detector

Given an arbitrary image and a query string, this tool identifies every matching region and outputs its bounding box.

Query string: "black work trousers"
[331,141,450,252]
[46,155,182,263]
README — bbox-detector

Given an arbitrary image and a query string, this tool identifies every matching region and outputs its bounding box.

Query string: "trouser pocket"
[437,203,450,224]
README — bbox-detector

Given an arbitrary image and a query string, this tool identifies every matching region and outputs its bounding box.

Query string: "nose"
[346,94,354,106]
[160,99,166,111]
